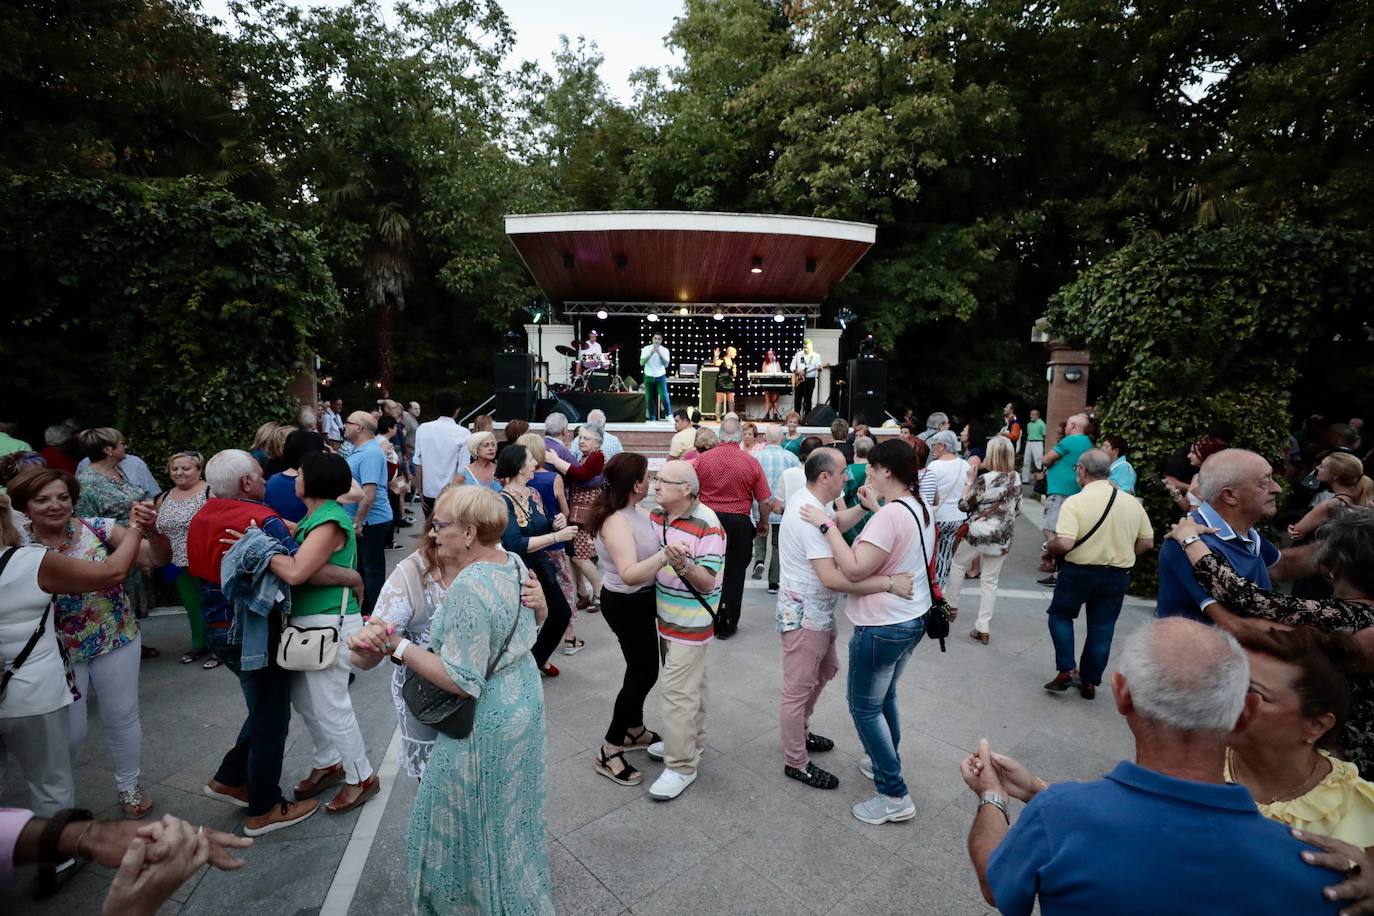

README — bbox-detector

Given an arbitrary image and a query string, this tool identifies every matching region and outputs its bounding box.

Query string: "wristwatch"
[1180,534,1203,547]
[978,791,1009,822]
[818,522,831,535]
[390,637,412,665]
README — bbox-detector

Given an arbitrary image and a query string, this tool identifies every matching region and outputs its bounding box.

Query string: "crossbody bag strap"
[1070,488,1118,554]
[484,562,525,678]
[1,547,55,692]
[896,500,941,602]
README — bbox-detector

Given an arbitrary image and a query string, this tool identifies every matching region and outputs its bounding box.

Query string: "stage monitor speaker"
[494,391,533,422]
[495,352,535,392]
[847,358,887,395]
[848,395,886,427]
[804,405,838,428]
[698,367,719,417]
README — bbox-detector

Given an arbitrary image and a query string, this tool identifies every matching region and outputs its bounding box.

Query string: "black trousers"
[358,522,390,615]
[795,377,816,417]
[599,586,660,744]
[716,511,757,630]
[211,642,291,817]
[529,554,573,667]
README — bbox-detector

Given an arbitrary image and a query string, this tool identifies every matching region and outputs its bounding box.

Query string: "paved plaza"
[8,508,1149,915]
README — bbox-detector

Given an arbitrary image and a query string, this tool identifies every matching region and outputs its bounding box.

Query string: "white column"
[526,323,576,390]
[809,327,843,409]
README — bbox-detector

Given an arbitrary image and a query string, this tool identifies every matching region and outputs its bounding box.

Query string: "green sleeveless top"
[290,500,361,616]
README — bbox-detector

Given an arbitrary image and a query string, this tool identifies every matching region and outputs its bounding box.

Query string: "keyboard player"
[759,349,783,420]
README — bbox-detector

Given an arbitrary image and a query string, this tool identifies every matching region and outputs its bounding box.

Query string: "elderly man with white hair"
[573,408,622,460]
[643,460,726,800]
[1156,447,1310,625]
[1034,411,1095,586]
[753,424,799,594]
[185,449,362,836]
[960,618,1356,915]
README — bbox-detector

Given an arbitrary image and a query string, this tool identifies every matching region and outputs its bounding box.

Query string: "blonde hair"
[77,427,122,462]
[166,451,204,476]
[267,425,291,459]
[516,432,547,465]
[468,431,497,458]
[250,421,282,452]
[1326,453,1374,506]
[472,415,494,433]
[985,435,1016,473]
[435,484,506,545]
[0,493,20,548]
[694,427,718,452]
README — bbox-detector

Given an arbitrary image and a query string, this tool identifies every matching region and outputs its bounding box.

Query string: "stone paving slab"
[9,512,1144,915]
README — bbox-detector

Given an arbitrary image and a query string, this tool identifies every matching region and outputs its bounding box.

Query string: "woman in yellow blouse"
[1224,625,1374,848]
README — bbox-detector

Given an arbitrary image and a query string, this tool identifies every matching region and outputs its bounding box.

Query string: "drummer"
[760,348,783,420]
[578,330,606,370]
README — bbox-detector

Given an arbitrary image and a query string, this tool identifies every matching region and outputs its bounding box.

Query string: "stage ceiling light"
[836,306,856,330]
[647,312,659,322]
[751,257,764,274]
[713,309,724,320]
[678,306,689,316]
[596,308,608,320]
[773,310,785,322]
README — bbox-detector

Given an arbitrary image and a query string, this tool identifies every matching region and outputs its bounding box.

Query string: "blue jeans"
[1046,563,1132,686]
[847,616,926,798]
[208,635,293,816]
[644,374,671,421]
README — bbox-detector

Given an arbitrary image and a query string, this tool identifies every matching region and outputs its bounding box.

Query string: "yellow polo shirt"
[669,426,697,459]
[1056,480,1153,569]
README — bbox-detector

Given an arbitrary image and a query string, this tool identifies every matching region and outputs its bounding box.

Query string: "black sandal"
[594,747,641,786]
[784,762,839,789]
[622,726,662,750]
[805,732,835,753]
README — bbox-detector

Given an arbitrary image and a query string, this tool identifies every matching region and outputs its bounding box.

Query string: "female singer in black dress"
[714,345,737,416]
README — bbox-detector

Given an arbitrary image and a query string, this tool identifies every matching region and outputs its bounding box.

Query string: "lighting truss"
[561,301,821,319]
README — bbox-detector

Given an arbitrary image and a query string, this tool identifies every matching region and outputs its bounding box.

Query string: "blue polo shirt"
[1156,502,1279,623]
[1109,456,1137,494]
[343,439,393,526]
[987,761,1338,916]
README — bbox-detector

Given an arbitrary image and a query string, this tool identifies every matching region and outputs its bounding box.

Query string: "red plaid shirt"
[694,443,773,517]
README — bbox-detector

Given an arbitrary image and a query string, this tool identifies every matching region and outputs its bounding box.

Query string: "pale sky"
[198,0,684,103]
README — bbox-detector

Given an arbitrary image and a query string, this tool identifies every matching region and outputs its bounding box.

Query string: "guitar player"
[789,339,823,417]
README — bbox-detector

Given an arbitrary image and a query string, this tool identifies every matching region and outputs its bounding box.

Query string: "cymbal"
[605,344,623,353]
[554,344,579,358]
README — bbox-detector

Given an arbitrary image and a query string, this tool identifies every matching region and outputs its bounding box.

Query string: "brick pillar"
[1045,345,1090,451]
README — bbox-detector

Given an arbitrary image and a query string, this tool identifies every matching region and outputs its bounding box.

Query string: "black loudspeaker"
[847,358,887,395]
[495,353,535,392]
[494,391,532,421]
[849,395,886,427]
[804,405,838,427]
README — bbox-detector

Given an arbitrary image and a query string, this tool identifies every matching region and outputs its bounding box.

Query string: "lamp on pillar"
[1039,330,1091,451]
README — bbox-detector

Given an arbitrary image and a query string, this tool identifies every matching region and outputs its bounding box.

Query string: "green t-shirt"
[843,463,870,544]
[1046,434,1094,496]
[1026,419,1047,441]
[291,500,361,616]
[782,434,803,457]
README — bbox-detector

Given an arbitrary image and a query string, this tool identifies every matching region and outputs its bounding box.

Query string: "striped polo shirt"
[650,502,726,644]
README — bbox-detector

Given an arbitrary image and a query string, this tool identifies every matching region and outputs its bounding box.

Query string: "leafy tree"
[0,175,343,473]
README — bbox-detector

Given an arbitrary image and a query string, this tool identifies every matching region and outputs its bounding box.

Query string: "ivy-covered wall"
[0,176,343,481]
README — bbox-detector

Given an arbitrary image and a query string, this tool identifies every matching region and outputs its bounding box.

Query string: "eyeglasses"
[431,519,456,531]
[656,478,689,487]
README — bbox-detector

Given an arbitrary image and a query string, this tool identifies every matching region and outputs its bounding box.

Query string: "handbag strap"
[1,547,55,692]
[1068,488,1118,557]
[896,499,942,603]
[483,562,525,679]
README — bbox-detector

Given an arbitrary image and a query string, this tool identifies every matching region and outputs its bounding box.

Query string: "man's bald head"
[1065,413,1090,435]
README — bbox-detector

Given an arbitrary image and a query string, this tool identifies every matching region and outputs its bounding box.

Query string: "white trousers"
[946,541,1007,635]
[290,614,374,783]
[70,633,143,792]
[0,706,75,815]
[1021,441,1044,483]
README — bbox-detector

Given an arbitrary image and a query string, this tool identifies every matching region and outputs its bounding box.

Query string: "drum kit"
[555,342,629,393]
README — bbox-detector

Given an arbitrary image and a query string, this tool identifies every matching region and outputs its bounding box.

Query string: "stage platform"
[497,419,899,462]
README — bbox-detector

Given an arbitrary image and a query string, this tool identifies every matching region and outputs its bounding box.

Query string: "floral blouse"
[1193,552,1374,779]
[957,471,1022,556]
[76,467,144,525]
[42,517,138,661]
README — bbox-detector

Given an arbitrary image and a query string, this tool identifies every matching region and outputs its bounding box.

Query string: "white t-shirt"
[846,497,935,627]
[0,546,73,719]
[780,466,807,505]
[413,416,471,498]
[928,457,970,523]
[778,488,834,597]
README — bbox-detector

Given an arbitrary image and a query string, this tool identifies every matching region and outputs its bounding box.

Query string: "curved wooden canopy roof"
[505,211,876,307]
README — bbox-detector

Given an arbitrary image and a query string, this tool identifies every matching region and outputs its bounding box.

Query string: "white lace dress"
[372,554,446,778]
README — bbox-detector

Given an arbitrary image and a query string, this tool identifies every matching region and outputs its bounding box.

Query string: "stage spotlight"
[596,308,608,320]
[647,312,659,322]
[751,257,764,274]
[859,333,878,358]
[713,309,724,321]
[678,306,689,316]
[773,310,785,323]
[502,330,524,352]
[527,302,546,324]
[836,307,856,330]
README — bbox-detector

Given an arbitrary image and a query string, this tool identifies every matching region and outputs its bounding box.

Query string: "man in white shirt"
[322,399,344,447]
[640,332,672,421]
[578,330,605,369]
[789,339,823,417]
[927,430,972,588]
[411,389,470,517]
[776,447,910,790]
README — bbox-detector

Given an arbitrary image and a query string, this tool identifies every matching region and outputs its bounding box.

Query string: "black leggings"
[529,555,573,667]
[599,586,659,744]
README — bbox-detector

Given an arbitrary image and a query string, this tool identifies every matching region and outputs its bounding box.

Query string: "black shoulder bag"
[1053,489,1118,571]
[402,564,523,739]
[0,547,55,704]
[896,501,954,653]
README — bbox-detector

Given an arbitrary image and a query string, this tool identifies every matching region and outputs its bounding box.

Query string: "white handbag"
[276,586,348,671]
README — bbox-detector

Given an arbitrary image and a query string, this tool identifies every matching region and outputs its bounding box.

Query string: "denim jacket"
[221,528,292,671]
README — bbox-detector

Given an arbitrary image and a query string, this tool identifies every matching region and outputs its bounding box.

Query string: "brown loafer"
[1043,671,1076,692]
[325,774,380,814]
[1080,683,1097,700]
[294,764,346,800]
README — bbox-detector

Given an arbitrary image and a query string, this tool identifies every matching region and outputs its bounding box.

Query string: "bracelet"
[886,576,893,593]
[73,820,96,860]
[38,808,93,865]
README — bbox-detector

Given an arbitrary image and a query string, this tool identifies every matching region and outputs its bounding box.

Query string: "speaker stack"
[493,353,535,421]
[846,358,887,426]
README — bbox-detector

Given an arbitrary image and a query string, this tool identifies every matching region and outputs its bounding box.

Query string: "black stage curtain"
[561,392,646,423]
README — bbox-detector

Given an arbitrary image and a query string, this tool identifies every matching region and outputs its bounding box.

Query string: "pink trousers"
[779,627,839,769]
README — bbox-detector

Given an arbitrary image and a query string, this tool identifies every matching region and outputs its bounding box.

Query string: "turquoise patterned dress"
[406,554,553,915]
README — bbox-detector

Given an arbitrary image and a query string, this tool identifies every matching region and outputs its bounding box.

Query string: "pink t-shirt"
[845,496,935,627]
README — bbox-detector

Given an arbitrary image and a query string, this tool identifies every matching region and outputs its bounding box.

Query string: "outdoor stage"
[500,419,900,462]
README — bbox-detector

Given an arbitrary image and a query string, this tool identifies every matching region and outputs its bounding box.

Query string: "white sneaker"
[648,768,697,801]
[646,740,665,761]
[852,793,916,825]
[858,755,874,780]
